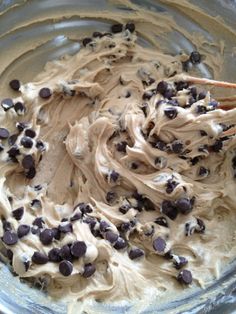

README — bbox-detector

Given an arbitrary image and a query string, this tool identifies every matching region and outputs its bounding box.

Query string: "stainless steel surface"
[1,0,236,313]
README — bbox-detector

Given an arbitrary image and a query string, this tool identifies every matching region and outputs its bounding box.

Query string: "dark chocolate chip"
[39,229,54,245]
[82,37,92,47]
[32,217,45,228]
[154,216,169,228]
[59,260,73,276]
[106,191,117,204]
[32,251,49,264]
[116,141,127,153]
[177,269,192,284]
[166,179,178,194]
[58,222,73,233]
[209,100,218,108]
[48,248,61,262]
[198,91,207,100]
[105,231,118,244]
[189,51,201,64]
[129,248,144,260]
[25,129,36,138]
[156,80,168,95]
[16,122,27,132]
[196,105,207,114]
[111,23,123,33]
[173,256,188,269]
[82,263,96,278]
[125,22,135,33]
[1,98,14,111]
[114,237,127,250]
[211,140,223,152]
[172,140,183,154]
[191,157,200,165]
[7,145,20,158]
[39,88,52,99]
[0,128,10,139]
[17,224,30,238]
[198,166,209,177]
[2,230,18,245]
[161,200,178,220]
[14,102,26,115]
[36,140,45,151]
[196,218,205,233]
[26,167,36,179]
[22,155,35,169]
[9,79,20,91]
[131,162,138,170]
[153,237,166,253]
[70,212,82,222]
[110,170,119,182]
[75,202,93,214]
[164,107,178,119]
[83,217,97,230]
[119,204,131,214]
[70,241,87,258]
[119,222,131,232]
[175,198,192,215]
[93,31,103,38]
[59,245,73,262]
[8,134,18,146]
[99,220,110,232]
[51,227,61,240]
[12,207,24,220]
[142,90,153,100]
[175,81,189,91]
[20,136,33,149]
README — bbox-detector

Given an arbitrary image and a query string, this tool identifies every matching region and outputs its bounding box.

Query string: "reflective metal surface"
[1,1,236,313]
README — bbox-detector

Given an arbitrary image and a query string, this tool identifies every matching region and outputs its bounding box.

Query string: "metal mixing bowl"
[1,1,236,313]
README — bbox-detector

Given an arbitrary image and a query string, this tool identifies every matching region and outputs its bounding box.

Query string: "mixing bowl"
[1,1,236,313]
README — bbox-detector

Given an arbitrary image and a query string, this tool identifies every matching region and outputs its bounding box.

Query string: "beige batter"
[1,0,236,311]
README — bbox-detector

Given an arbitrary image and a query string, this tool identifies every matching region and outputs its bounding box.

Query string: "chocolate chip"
[111,23,123,33]
[191,157,200,165]
[2,230,18,245]
[48,248,61,262]
[153,139,166,151]
[32,251,49,264]
[82,37,92,47]
[39,88,52,99]
[196,218,205,233]
[36,140,45,151]
[110,170,119,182]
[154,216,169,228]
[131,162,138,170]
[125,22,135,33]
[119,204,131,214]
[20,136,33,148]
[61,218,68,222]
[59,260,73,276]
[2,220,11,231]
[114,237,127,250]
[116,141,127,153]
[119,222,131,232]
[198,91,207,100]
[7,145,20,158]
[14,102,26,115]
[175,198,192,215]
[25,129,36,138]
[166,179,178,194]
[156,81,168,95]
[6,249,13,261]
[196,105,207,114]
[177,269,192,284]
[175,81,189,91]
[93,31,103,38]
[142,90,153,100]
[0,128,10,139]
[39,229,54,245]
[153,237,166,253]
[129,248,144,260]
[164,89,176,99]
[16,122,27,132]
[198,166,209,177]
[70,241,87,258]
[26,167,36,179]
[99,220,110,232]
[161,200,178,220]
[9,79,20,91]
[34,184,42,191]
[209,100,218,108]
[51,227,61,240]
[59,245,73,262]
[58,222,73,233]
[17,224,30,238]
[173,256,188,269]
[190,51,201,64]
[22,155,35,170]
[172,140,183,154]
[75,202,93,214]
[70,212,82,222]
[12,207,24,220]
[106,191,117,204]
[211,140,223,152]
[32,217,44,228]
[8,134,18,146]
[105,231,118,244]
[81,263,96,278]
[1,98,14,111]
[164,107,178,119]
